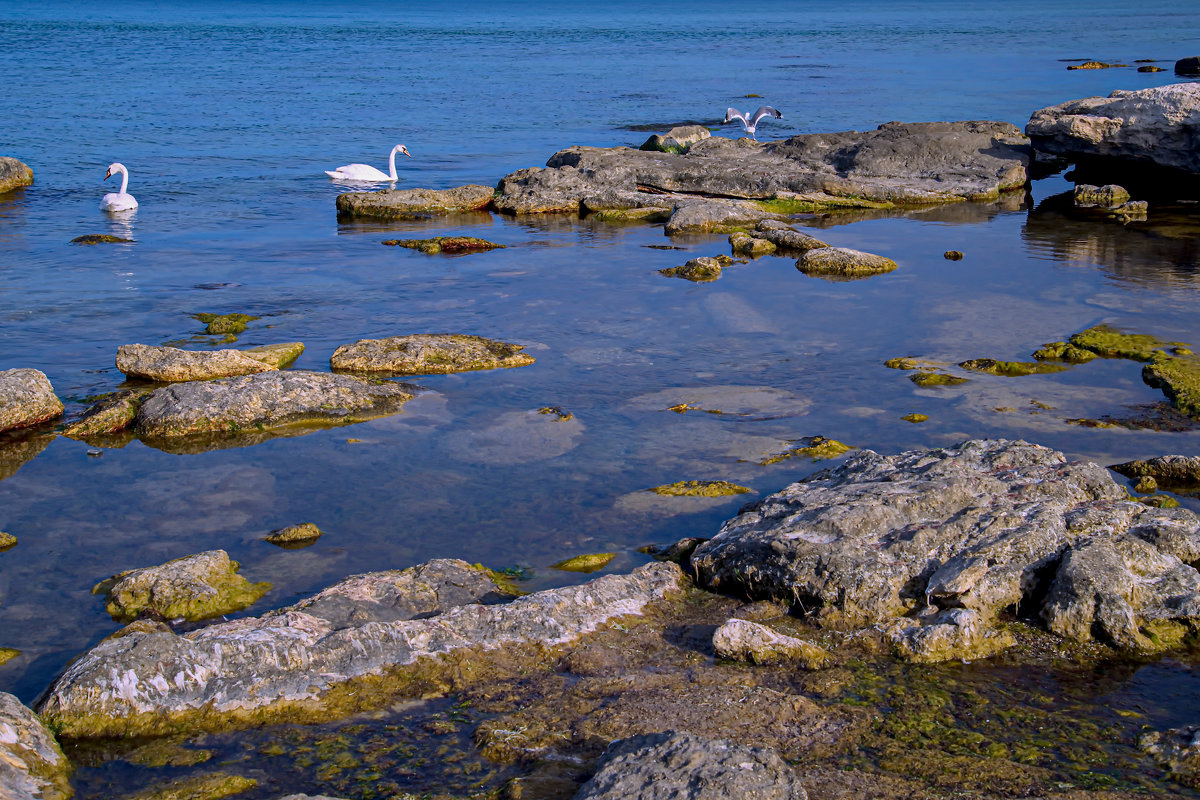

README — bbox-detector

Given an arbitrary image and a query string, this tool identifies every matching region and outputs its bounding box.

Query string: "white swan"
[723,106,783,140]
[326,144,411,182]
[101,163,138,211]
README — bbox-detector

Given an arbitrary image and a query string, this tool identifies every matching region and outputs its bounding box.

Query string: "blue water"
[2,3,1200,791]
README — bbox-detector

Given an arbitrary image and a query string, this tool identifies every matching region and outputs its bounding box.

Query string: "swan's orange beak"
[403,148,411,157]
[104,168,112,180]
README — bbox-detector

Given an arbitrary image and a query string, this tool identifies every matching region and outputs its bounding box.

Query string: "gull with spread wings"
[722,106,783,140]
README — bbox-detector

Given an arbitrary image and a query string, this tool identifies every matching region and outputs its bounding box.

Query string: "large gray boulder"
[574,731,807,800]
[39,559,684,737]
[116,343,276,382]
[0,157,33,193]
[1026,83,1200,176]
[335,184,495,220]
[0,368,63,433]
[133,370,417,438]
[0,692,72,800]
[692,439,1200,662]
[495,121,1029,216]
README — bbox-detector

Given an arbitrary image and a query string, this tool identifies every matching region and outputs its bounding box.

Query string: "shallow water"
[3,1,1200,795]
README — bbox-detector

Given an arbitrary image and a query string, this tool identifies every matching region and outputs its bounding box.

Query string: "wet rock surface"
[264,523,323,547]
[0,691,72,800]
[0,157,33,193]
[239,342,305,369]
[494,121,1029,216]
[94,549,272,623]
[330,333,535,375]
[1111,455,1200,495]
[133,370,417,439]
[39,560,684,737]
[639,124,711,154]
[658,256,730,282]
[63,387,154,439]
[69,233,132,244]
[691,438,1200,661]
[116,344,276,382]
[381,235,504,254]
[712,618,830,669]
[334,184,495,220]
[0,368,63,433]
[574,730,808,800]
[795,247,898,278]
[1141,725,1200,788]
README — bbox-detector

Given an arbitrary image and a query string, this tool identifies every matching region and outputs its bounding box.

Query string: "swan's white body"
[101,163,138,211]
[723,106,783,140]
[326,144,411,182]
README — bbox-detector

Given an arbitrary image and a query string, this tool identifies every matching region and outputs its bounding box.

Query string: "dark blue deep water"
[2,2,1200,794]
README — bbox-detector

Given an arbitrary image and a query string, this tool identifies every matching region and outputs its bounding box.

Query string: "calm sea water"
[2,2,1200,790]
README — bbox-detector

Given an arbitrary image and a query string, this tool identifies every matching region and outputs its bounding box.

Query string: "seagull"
[723,106,783,140]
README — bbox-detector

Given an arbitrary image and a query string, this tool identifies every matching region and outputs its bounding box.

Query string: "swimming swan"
[326,144,411,182]
[101,163,138,212]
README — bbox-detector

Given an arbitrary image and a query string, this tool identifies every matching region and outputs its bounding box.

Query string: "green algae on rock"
[910,371,969,387]
[0,648,18,665]
[943,250,964,260]
[264,522,323,547]
[758,435,854,465]
[958,358,1069,376]
[62,387,154,439]
[658,256,731,282]
[0,157,33,193]
[1032,341,1097,363]
[0,368,64,433]
[0,531,16,550]
[536,406,574,421]
[381,236,505,254]
[125,773,257,800]
[884,356,945,371]
[551,553,616,573]
[70,233,133,245]
[239,342,304,369]
[1133,475,1159,494]
[728,231,776,257]
[796,246,897,278]
[119,739,214,768]
[649,480,751,497]
[901,413,928,423]
[93,549,272,623]
[192,313,261,336]
[1143,350,1200,418]
[330,333,535,376]
[1068,324,1171,361]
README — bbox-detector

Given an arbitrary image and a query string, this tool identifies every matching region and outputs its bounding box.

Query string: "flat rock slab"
[240,342,305,369]
[133,370,417,438]
[692,438,1200,662]
[0,692,72,800]
[330,333,535,376]
[796,247,897,278]
[335,184,495,220]
[39,559,684,737]
[575,730,808,800]
[1027,83,1200,176]
[0,157,33,193]
[117,344,275,382]
[495,121,1029,215]
[0,368,63,433]
[95,549,271,622]
[381,236,504,254]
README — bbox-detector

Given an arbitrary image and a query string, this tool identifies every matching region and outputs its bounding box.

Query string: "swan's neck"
[117,166,129,195]
[387,147,399,181]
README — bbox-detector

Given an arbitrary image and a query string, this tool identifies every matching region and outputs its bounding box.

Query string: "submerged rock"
[1032,341,1097,363]
[264,523,323,547]
[0,432,53,481]
[0,369,63,433]
[958,358,1068,376]
[0,648,18,665]
[381,236,504,254]
[0,531,16,550]
[94,549,271,623]
[712,618,830,668]
[691,438,1200,662]
[70,233,132,245]
[551,553,616,573]
[1068,323,1168,361]
[116,344,275,382]
[1143,350,1200,419]
[125,773,257,800]
[910,371,969,387]
[0,691,72,800]
[192,313,260,336]
[575,731,808,800]
[335,185,495,220]
[795,247,897,278]
[649,480,750,497]
[40,559,684,737]
[330,333,534,375]
[758,436,854,466]
[133,370,417,439]
[0,157,33,194]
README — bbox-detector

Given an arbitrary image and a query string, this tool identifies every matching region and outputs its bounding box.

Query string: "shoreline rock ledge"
[691,438,1200,663]
[38,559,684,738]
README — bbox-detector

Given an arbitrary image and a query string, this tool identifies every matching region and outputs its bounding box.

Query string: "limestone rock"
[640,125,712,154]
[712,618,830,668]
[658,256,727,282]
[63,387,153,438]
[95,549,271,622]
[0,157,33,194]
[265,523,323,547]
[116,344,275,382]
[0,692,72,800]
[1074,183,1131,208]
[335,184,494,220]
[691,439,1200,662]
[39,560,685,737]
[1140,724,1200,787]
[1027,83,1200,176]
[753,219,829,252]
[796,247,897,278]
[330,333,534,376]
[0,369,63,433]
[239,342,305,369]
[1111,454,1200,490]
[133,370,417,439]
[574,730,807,800]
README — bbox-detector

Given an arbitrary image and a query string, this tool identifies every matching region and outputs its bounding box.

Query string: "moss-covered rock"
[649,480,751,497]
[264,523,323,547]
[943,250,964,260]
[0,691,72,800]
[1133,475,1159,494]
[0,368,64,433]
[125,773,257,800]
[117,344,275,382]
[759,436,854,465]
[901,413,928,423]
[381,236,505,254]
[0,157,33,193]
[958,358,1069,376]
[658,256,730,282]
[93,550,272,623]
[331,333,534,376]
[1143,350,1200,418]
[1066,60,1127,69]
[728,231,776,257]
[1031,341,1097,363]
[193,313,260,336]
[0,531,16,550]
[1068,324,1169,361]
[796,247,897,278]
[239,342,304,369]
[63,387,153,438]
[536,406,574,421]
[1110,454,1200,492]
[884,356,945,371]
[910,371,969,387]
[1073,183,1131,208]
[70,234,133,245]
[0,648,19,665]
[551,553,616,573]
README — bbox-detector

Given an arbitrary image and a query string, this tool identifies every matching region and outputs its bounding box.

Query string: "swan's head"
[104,162,126,181]
[395,145,411,158]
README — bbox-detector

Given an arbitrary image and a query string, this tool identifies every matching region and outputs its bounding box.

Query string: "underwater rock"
[658,256,729,282]
[381,236,504,254]
[712,618,830,668]
[0,691,72,800]
[193,312,260,336]
[909,371,969,387]
[691,438,1200,662]
[649,480,750,497]
[957,358,1068,376]
[63,387,154,438]
[796,247,897,278]
[445,407,583,465]
[334,184,495,220]
[39,559,684,737]
[494,121,1029,216]
[125,773,257,800]
[551,553,616,573]
[1140,724,1200,788]
[264,523,323,547]
[117,344,275,382]
[239,342,305,369]
[1068,323,1168,361]
[1031,341,1097,363]
[0,648,18,665]
[639,125,711,154]
[70,233,132,245]
[133,370,417,439]
[575,730,808,800]
[331,333,534,376]
[1027,83,1200,178]
[0,157,33,193]
[1143,350,1200,419]
[95,549,271,623]
[0,369,63,433]
[757,436,853,465]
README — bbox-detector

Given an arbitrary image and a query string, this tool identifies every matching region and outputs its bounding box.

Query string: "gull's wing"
[724,107,749,124]
[751,106,783,125]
